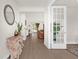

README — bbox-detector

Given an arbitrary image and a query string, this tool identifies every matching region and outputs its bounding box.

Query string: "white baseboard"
[67,42,78,44]
[44,41,50,49]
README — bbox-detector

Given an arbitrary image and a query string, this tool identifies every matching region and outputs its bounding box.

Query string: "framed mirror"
[4,4,15,25]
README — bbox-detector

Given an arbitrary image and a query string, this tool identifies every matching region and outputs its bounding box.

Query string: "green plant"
[35,23,40,30]
[17,23,23,33]
[14,23,23,36]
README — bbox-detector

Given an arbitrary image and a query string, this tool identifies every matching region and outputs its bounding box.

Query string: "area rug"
[67,44,78,56]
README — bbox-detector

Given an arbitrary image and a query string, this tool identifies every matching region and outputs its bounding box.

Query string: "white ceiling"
[14,0,53,7]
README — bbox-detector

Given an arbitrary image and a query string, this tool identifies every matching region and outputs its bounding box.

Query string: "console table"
[6,35,24,59]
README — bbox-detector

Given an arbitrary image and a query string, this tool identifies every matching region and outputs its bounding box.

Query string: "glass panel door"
[52,6,66,44]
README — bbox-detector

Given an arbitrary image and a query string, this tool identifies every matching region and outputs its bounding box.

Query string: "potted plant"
[14,23,23,36]
[35,23,40,31]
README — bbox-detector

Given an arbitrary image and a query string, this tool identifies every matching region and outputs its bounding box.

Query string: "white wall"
[18,7,45,12]
[25,12,44,24]
[52,0,78,44]
[0,0,19,59]
[44,8,51,49]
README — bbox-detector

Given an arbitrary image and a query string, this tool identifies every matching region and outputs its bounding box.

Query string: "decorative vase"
[14,30,21,36]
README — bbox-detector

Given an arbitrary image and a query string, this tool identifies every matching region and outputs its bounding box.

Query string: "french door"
[51,6,67,49]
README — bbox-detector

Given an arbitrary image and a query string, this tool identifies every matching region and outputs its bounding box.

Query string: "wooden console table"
[6,35,24,59]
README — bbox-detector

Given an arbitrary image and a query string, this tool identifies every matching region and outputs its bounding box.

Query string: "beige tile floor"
[19,34,77,59]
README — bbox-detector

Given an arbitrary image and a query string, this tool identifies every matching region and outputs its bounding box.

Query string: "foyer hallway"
[19,33,77,59]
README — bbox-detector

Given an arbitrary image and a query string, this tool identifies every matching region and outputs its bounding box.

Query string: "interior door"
[51,6,67,49]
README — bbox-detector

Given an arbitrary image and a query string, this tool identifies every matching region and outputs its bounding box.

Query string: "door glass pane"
[53,7,65,44]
